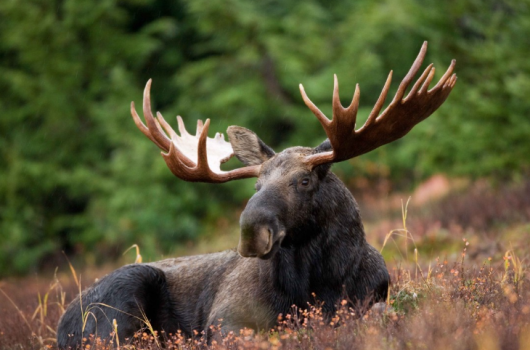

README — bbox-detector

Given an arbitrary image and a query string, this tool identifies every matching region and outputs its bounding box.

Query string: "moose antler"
[131,79,260,182]
[299,41,457,168]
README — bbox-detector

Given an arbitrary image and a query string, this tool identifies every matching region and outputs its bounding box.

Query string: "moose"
[57,42,456,348]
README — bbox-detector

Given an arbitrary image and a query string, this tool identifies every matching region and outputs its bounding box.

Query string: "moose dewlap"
[57,41,456,348]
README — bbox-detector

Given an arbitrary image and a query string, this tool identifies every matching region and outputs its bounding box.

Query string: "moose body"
[57,42,456,348]
[57,148,388,347]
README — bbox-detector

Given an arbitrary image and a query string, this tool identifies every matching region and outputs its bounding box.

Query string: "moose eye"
[301,178,310,186]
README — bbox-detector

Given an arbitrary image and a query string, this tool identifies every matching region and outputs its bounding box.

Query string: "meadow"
[1,177,528,350]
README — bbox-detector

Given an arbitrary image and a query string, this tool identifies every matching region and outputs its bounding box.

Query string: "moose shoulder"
[57,42,456,348]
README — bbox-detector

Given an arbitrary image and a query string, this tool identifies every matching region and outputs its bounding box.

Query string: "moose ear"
[227,126,275,166]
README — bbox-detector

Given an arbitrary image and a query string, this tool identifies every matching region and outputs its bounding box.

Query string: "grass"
[0,179,529,349]
[1,236,528,350]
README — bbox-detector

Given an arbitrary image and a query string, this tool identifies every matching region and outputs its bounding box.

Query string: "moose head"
[131,41,456,259]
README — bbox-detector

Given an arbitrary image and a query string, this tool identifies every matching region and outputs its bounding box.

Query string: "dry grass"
[1,246,528,350]
[1,180,529,350]
[365,178,530,266]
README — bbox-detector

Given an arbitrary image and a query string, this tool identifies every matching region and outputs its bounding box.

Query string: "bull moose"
[57,42,456,348]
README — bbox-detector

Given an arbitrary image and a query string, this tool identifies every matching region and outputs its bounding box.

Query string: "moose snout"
[238,206,285,259]
[238,225,273,258]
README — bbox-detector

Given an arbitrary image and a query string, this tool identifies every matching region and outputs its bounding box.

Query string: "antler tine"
[347,84,361,116]
[419,67,436,94]
[156,112,178,140]
[142,79,172,151]
[432,59,456,91]
[196,118,211,172]
[405,64,433,100]
[364,70,393,129]
[332,74,342,122]
[299,84,331,128]
[392,41,428,104]
[448,73,457,88]
[176,116,191,137]
[131,101,167,151]
[154,115,169,139]
[196,120,204,136]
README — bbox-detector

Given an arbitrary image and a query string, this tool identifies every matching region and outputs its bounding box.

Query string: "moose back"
[57,42,456,348]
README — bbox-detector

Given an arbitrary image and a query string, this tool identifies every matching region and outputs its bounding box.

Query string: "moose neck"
[262,171,367,311]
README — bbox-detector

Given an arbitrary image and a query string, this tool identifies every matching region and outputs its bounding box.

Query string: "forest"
[0,0,529,277]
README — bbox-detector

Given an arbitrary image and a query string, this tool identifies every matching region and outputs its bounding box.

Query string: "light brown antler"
[131,79,260,183]
[299,41,457,168]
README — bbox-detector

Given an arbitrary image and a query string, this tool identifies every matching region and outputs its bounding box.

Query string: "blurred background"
[0,0,529,277]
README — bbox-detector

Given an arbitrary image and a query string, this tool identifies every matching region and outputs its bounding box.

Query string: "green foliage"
[0,0,528,275]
